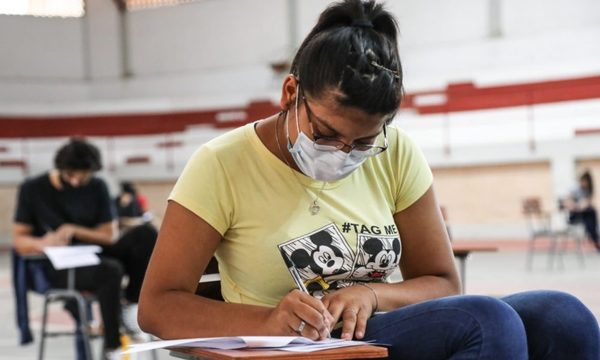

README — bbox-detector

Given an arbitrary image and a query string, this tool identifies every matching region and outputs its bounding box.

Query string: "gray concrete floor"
[0,247,599,359]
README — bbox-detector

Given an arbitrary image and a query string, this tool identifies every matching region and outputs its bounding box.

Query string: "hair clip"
[370,61,400,80]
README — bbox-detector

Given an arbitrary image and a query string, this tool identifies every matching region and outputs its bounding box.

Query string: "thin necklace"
[275,112,327,215]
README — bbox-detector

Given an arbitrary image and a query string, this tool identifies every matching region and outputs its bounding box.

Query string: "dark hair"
[120,181,137,195]
[54,138,102,171]
[580,170,594,196]
[290,0,402,118]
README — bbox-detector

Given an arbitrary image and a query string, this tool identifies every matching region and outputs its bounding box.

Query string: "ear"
[363,238,383,255]
[311,230,334,246]
[279,74,299,110]
[291,248,312,268]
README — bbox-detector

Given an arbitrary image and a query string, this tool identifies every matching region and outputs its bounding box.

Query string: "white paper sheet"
[123,336,367,354]
[43,245,102,270]
[278,340,369,352]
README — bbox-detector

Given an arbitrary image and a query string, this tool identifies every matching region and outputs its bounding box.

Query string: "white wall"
[502,0,600,37]
[129,0,288,75]
[392,0,489,47]
[1,0,600,111]
[87,0,123,79]
[0,15,85,79]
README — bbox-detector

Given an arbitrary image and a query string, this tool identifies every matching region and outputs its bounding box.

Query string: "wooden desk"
[453,245,498,294]
[169,344,388,360]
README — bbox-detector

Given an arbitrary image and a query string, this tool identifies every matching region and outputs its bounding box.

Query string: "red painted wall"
[1,76,599,138]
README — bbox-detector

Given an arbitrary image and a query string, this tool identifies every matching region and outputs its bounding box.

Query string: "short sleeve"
[394,130,434,213]
[95,180,117,224]
[169,145,234,236]
[14,182,34,225]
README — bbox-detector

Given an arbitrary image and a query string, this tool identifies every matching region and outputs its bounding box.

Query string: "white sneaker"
[122,303,142,334]
[103,349,122,360]
[122,303,152,342]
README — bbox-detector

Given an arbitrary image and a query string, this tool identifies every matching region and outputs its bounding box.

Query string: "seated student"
[565,171,600,251]
[138,1,600,359]
[13,138,123,359]
[12,138,152,359]
[115,181,154,226]
[115,182,144,221]
[111,181,158,336]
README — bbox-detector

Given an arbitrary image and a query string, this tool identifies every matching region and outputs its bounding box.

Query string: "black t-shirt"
[14,172,116,241]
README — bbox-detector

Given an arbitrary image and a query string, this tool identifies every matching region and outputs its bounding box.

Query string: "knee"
[99,258,124,284]
[503,290,600,357]
[451,295,525,332]
[428,296,528,357]
[504,290,598,333]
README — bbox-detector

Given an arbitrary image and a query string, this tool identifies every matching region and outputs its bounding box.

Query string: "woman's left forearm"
[366,274,460,311]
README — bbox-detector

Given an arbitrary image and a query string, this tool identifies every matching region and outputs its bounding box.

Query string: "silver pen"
[280,249,331,338]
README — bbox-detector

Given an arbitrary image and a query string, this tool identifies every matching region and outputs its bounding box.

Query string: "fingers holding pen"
[295,292,334,339]
[272,290,332,340]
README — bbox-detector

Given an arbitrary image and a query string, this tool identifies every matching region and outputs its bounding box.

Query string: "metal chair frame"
[523,197,585,270]
[38,266,99,360]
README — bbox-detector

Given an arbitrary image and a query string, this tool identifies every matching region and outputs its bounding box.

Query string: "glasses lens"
[313,139,345,151]
[312,133,387,156]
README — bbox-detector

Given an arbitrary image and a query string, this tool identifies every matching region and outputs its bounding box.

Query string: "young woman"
[139,1,599,358]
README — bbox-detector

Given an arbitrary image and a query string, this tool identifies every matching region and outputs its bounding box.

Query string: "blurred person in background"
[115,182,144,221]
[112,181,158,337]
[12,138,124,359]
[565,170,599,251]
[13,138,154,359]
[115,181,154,227]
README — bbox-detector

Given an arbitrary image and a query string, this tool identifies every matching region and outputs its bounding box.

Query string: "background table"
[453,245,498,293]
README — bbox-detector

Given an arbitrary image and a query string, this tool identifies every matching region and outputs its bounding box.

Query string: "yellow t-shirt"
[169,123,433,306]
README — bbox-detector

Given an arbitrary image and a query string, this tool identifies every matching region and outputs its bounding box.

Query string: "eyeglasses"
[301,96,388,157]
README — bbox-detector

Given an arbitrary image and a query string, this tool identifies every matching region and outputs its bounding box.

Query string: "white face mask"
[286,86,369,181]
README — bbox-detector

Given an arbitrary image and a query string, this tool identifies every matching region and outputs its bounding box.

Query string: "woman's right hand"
[266,289,333,340]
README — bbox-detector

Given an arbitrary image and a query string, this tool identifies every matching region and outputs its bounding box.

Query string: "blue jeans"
[353,290,599,359]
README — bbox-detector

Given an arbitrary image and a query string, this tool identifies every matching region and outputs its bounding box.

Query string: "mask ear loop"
[294,82,301,135]
[286,82,301,147]
[285,107,291,144]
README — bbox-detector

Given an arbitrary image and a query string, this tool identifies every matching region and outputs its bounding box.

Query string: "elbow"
[137,302,156,337]
[14,242,30,256]
[13,235,37,256]
[137,290,165,338]
[137,293,154,335]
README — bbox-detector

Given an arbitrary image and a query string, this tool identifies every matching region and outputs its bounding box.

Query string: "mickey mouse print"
[278,223,401,298]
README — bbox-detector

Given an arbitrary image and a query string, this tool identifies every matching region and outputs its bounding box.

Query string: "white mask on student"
[286,85,369,181]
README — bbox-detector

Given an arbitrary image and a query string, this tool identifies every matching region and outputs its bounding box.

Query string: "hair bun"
[351,19,374,28]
